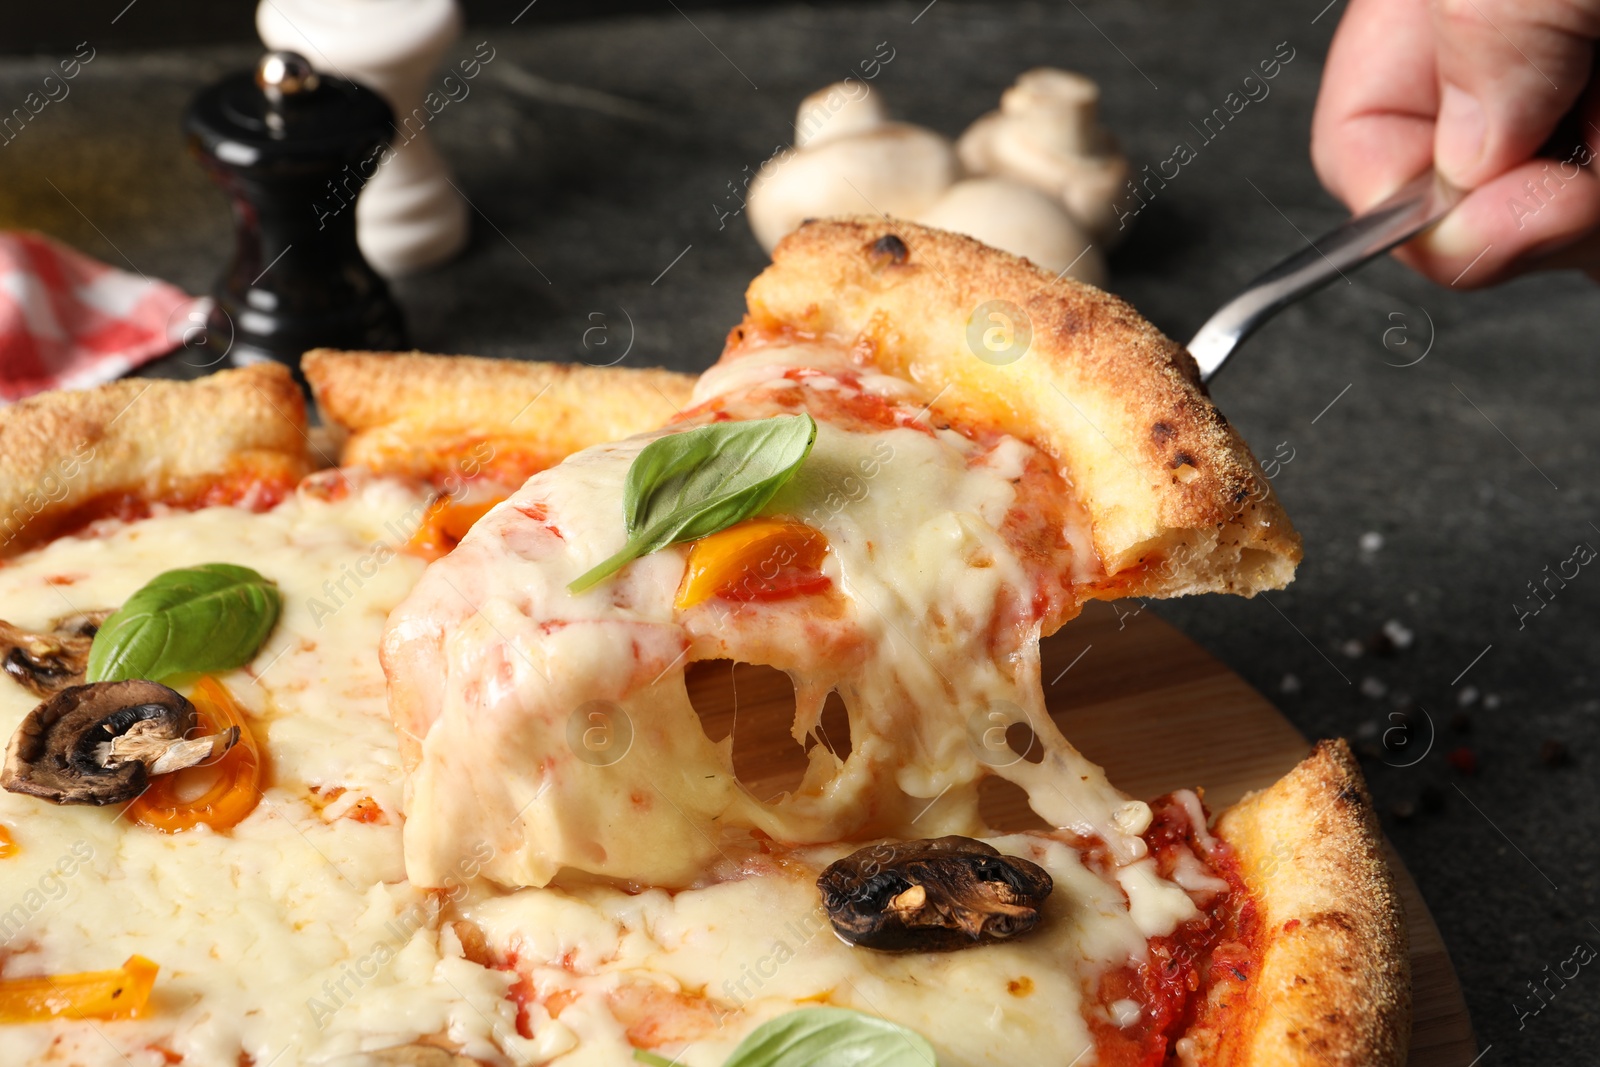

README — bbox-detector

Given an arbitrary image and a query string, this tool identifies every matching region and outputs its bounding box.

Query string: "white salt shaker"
[257,0,471,276]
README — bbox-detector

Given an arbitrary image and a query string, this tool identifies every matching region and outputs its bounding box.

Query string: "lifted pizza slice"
[381,221,1404,1065]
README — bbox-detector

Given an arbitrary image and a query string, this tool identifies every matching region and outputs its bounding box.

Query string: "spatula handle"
[1187,171,1461,383]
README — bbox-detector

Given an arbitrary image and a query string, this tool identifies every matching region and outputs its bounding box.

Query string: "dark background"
[3,0,1598,1061]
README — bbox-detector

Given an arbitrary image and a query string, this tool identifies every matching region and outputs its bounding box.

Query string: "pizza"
[0,218,1407,1067]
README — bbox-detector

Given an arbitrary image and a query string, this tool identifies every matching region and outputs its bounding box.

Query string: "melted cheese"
[0,341,1219,1066]
[462,835,1155,1067]
[383,339,1210,1062]
[0,479,542,1067]
[395,340,1148,892]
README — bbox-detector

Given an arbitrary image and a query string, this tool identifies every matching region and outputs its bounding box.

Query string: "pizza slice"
[0,359,695,1066]
[378,220,1407,1066]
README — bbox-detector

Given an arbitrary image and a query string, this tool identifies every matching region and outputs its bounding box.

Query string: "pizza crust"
[1199,740,1411,1066]
[742,218,1301,605]
[304,349,696,486]
[0,363,312,558]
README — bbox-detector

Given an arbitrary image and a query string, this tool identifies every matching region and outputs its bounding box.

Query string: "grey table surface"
[3,0,1598,1060]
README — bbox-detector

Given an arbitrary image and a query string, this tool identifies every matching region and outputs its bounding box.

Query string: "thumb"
[1431,0,1599,188]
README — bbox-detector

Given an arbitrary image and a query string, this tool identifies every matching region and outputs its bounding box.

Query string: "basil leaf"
[86,564,282,683]
[569,413,817,593]
[722,1007,937,1067]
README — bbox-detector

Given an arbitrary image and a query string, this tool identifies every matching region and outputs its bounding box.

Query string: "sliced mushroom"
[1,681,238,805]
[817,835,1053,952]
[0,612,111,697]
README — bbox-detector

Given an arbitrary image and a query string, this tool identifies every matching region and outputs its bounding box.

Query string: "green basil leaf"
[722,1007,937,1067]
[569,413,817,593]
[86,564,282,683]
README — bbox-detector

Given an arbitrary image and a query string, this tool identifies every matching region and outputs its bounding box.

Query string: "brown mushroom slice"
[817,835,1053,952]
[1,681,238,806]
[0,614,110,697]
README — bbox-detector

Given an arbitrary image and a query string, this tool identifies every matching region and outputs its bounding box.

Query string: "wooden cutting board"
[684,600,1476,1065]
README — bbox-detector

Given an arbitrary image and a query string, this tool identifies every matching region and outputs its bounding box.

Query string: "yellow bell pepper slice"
[675,519,830,610]
[127,677,262,834]
[407,495,505,561]
[0,955,159,1022]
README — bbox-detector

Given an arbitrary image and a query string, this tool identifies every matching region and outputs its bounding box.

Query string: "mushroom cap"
[957,68,1132,247]
[747,123,958,252]
[1000,68,1108,156]
[818,835,1053,952]
[916,177,1107,286]
[794,80,890,149]
[0,614,106,697]
[1,680,196,805]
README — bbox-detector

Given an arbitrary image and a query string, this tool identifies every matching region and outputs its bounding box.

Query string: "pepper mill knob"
[256,51,320,101]
[257,0,471,276]
[185,51,408,387]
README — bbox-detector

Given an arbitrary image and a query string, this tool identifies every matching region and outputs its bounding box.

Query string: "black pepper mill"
[185,52,407,386]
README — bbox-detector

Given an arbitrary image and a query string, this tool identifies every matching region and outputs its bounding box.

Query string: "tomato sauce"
[1088,794,1262,1066]
[6,472,295,556]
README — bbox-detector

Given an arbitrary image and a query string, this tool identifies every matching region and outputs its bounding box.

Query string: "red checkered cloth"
[0,231,198,404]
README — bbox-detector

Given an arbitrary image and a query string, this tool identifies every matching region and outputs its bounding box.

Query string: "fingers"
[1397,74,1600,285]
[1430,0,1600,188]
[1311,0,1438,210]
[1396,147,1600,286]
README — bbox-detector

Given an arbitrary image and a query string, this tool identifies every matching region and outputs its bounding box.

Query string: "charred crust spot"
[871,234,909,265]
[1168,451,1194,470]
[1309,910,1357,934]
[1151,421,1176,445]
[1336,785,1364,808]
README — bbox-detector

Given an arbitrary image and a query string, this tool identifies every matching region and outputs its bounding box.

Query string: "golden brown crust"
[1201,740,1411,1067]
[0,364,312,558]
[303,349,696,487]
[743,218,1301,607]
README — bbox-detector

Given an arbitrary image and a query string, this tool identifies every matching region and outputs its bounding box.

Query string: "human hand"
[1312,0,1600,286]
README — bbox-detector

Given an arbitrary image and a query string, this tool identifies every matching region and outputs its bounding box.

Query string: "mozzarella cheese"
[381,338,1209,1062]
[393,338,1150,891]
[0,340,1218,1067]
[462,834,1167,1067]
[0,477,543,1067]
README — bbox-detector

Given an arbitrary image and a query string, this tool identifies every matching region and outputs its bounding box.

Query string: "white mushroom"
[917,178,1107,286]
[747,75,1121,286]
[957,68,1131,246]
[794,81,890,149]
[747,82,959,252]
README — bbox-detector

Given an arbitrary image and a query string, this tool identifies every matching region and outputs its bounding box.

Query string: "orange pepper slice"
[675,519,830,610]
[0,955,159,1022]
[127,677,263,834]
[407,496,505,561]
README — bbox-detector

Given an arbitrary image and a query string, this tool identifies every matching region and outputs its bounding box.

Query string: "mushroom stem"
[889,884,927,912]
[98,722,241,776]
